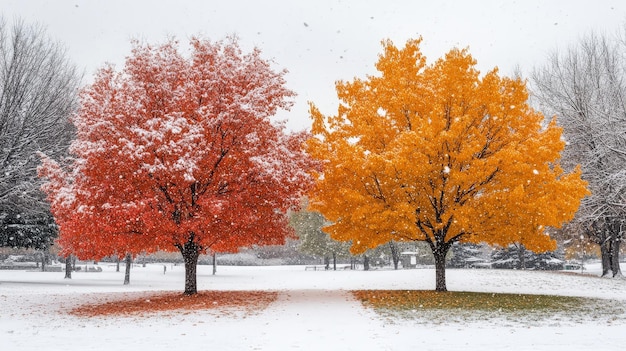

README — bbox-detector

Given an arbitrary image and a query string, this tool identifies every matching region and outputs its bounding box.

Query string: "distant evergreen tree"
[0,209,57,250]
[491,244,564,270]
[448,243,488,268]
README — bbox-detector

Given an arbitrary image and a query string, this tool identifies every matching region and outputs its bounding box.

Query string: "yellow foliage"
[307,38,589,256]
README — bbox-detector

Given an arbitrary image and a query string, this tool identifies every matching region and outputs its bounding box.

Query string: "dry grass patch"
[69,290,278,318]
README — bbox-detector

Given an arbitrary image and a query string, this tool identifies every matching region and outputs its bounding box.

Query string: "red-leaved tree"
[39,37,313,294]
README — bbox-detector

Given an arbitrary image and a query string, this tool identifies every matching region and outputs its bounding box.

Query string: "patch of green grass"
[352,290,625,325]
[354,290,585,311]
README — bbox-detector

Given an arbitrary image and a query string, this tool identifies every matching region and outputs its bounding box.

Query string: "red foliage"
[39,37,314,291]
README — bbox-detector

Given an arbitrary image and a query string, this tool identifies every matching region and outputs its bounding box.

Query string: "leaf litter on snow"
[67,290,278,319]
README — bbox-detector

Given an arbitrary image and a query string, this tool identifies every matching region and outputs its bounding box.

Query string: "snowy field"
[1,263,625,351]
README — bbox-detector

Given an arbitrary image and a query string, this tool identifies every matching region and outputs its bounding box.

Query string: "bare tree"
[531,29,626,277]
[0,18,79,249]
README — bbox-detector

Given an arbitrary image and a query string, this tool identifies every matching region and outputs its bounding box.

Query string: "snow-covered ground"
[1,263,625,350]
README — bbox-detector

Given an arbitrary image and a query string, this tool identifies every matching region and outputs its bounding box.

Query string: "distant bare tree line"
[532,24,626,277]
[0,18,80,249]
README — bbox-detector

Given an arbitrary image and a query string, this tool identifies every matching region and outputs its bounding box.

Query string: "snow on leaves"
[39,37,313,293]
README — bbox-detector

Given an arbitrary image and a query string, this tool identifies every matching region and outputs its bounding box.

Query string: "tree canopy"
[39,37,313,294]
[307,38,588,291]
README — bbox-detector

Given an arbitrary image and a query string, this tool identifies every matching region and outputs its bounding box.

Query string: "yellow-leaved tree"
[307,38,589,291]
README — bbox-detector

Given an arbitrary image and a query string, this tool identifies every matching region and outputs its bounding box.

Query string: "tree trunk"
[611,235,622,277]
[180,238,201,295]
[212,252,217,275]
[123,253,132,285]
[518,245,526,270]
[40,250,46,272]
[606,220,623,278]
[116,255,120,272]
[363,255,370,271]
[64,255,72,279]
[324,256,330,270]
[601,239,613,277]
[389,241,400,270]
[332,252,337,271]
[433,244,451,292]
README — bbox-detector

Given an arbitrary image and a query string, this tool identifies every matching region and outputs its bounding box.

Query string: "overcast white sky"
[3,0,626,131]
